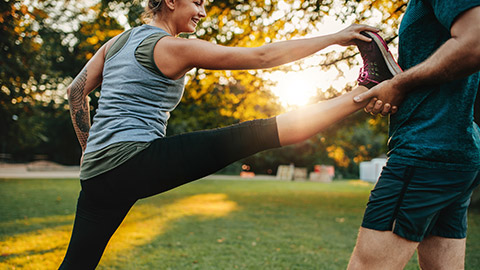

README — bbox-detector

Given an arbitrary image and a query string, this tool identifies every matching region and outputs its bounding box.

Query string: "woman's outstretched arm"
[154,24,378,79]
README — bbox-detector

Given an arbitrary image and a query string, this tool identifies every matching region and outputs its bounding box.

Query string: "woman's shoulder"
[103,28,135,60]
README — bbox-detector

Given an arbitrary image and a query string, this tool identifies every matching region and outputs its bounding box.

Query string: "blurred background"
[1,0,412,178]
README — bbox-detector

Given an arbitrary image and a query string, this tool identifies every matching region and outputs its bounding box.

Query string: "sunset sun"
[269,71,320,108]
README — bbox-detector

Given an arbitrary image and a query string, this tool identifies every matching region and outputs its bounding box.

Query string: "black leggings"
[59,118,280,269]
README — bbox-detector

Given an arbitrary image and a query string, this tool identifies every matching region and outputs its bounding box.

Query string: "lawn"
[1,178,479,269]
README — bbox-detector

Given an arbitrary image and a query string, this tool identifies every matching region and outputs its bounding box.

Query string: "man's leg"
[417,236,466,270]
[348,163,418,270]
[348,227,418,270]
[348,165,479,270]
[416,170,480,270]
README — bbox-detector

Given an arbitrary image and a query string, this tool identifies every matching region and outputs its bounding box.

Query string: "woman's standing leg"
[59,178,136,270]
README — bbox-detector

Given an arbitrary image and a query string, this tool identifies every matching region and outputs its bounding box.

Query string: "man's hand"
[353,79,405,116]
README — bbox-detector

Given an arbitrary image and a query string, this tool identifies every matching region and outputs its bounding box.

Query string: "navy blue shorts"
[362,162,480,242]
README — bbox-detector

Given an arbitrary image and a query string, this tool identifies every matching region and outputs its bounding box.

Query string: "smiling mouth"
[191,18,200,25]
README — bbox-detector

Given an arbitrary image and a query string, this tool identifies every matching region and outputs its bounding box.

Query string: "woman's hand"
[334,24,380,47]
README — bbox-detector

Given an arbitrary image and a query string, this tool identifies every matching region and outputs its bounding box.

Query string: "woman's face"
[173,0,206,34]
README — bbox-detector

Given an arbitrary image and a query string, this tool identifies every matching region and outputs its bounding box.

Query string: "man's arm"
[354,6,480,115]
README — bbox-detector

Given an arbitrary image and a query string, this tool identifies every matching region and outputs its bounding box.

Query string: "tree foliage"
[2,0,408,175]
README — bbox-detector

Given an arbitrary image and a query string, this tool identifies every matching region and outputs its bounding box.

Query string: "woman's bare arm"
[154,24,378,79]
[67,37,118,151]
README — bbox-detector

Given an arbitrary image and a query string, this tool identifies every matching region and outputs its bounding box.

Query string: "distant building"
[359,157,387,183]
[309,165,334,183]
[276,164,316,181]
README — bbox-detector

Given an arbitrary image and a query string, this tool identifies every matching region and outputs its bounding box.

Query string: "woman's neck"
[148,15,177,36]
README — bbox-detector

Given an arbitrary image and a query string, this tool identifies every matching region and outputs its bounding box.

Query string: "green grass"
[0,178,479,269]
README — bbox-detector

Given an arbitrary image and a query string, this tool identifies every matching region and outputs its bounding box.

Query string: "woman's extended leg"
[111,85,370,199]
[276,85,369,146]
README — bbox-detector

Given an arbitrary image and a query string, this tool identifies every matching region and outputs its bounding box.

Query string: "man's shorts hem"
[362,217,469,242]
[395,226,466,241]
[361,223,423,242]
[430,230,466,240]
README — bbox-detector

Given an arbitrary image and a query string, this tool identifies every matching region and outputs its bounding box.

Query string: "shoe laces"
[357,60,380,84]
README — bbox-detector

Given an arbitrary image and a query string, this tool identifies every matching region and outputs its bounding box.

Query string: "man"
[348,1,480,269]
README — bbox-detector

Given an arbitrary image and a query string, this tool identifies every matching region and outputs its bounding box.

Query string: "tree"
[0,1,70,159]
[0,1,124,162]
[2,0,408,169]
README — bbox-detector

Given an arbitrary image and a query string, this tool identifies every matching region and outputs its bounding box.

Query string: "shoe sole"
[363,31,403,75]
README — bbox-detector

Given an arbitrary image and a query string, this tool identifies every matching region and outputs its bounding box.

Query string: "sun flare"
[265,14,371,109]
[267,60,361,109]
[270,72,320,108]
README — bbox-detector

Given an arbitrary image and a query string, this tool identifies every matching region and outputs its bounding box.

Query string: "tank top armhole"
[135,32,171,78]
[105,28,133,61]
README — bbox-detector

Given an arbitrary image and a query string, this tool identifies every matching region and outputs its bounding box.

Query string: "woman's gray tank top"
[84,25,185,154]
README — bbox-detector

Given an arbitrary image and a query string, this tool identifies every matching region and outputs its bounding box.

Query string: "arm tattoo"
[68,68,90,151]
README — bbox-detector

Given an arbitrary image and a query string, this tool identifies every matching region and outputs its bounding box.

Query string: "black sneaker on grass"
[355,31,403,89]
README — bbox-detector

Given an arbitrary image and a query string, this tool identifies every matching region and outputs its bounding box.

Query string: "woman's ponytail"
[141,0,163,22]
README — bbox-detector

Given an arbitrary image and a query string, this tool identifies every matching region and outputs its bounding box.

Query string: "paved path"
[0,163,279,180]
[0,163,80,179]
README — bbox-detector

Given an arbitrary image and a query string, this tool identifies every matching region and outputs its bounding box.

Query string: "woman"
[61,0,386,268]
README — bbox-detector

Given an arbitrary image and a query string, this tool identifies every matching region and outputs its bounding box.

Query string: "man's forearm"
[354,6,480,115]
[68,68,91,151]
[393,7,480,93]
[393,39,480,93]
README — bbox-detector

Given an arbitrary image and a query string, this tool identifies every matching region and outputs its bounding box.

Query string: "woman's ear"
[163,0,176,10]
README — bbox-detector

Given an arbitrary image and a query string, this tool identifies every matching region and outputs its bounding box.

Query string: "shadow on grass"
[0,188,239,269]
[1,179,479,270]
[107,191,367,270]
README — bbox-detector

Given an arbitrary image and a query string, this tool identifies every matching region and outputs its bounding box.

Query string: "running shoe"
[355,31,403,89]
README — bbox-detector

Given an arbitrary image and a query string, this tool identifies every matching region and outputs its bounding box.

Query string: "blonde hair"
[141,0,163,22]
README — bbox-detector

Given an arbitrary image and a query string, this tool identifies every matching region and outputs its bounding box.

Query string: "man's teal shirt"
[388,0,480,170]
